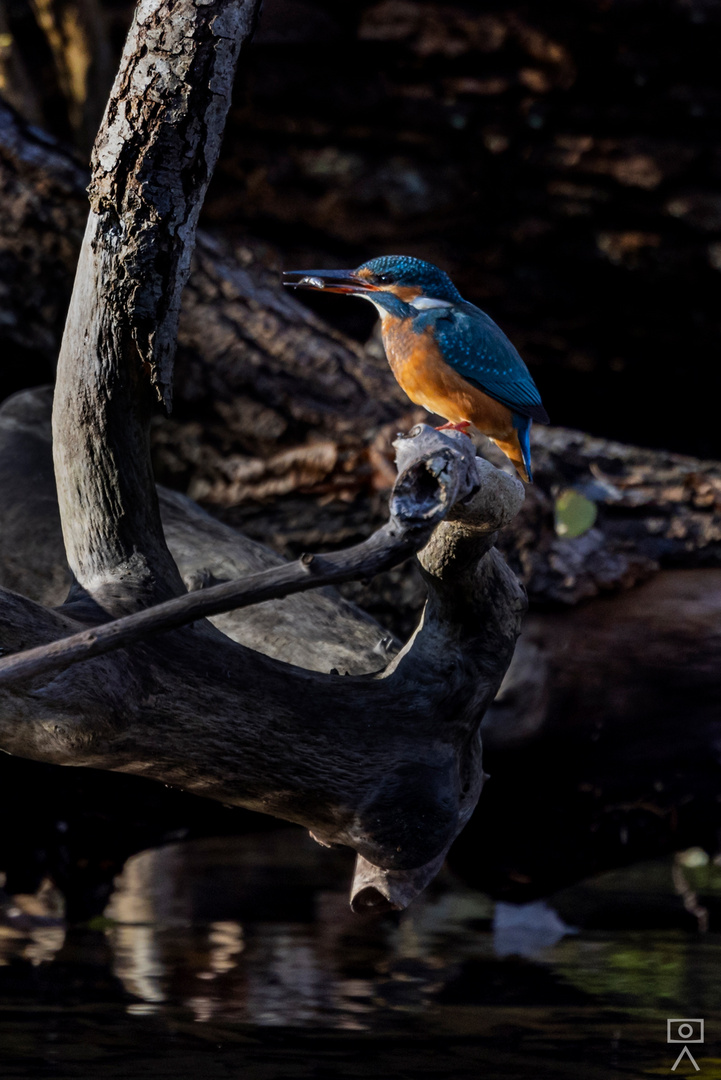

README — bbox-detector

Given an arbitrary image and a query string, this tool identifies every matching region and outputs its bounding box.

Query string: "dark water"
[1,832,720,1079]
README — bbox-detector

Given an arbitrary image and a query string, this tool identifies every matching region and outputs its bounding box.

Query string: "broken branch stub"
[350,450,526,910]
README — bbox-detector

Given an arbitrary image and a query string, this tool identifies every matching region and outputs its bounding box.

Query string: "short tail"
[511,413,533,483]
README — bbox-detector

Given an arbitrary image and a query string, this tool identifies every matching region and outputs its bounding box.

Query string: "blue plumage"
[359,256,462,302]
[410,302,549,425]
[512,413,534,483]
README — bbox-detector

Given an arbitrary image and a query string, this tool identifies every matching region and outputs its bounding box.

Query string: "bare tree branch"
[0,427,483,689]
[52,0,262,612]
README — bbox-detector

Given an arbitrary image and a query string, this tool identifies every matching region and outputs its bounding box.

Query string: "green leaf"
[554,488,597,539]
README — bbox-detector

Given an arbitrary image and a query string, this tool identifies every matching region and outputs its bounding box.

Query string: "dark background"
[1,0,721,456]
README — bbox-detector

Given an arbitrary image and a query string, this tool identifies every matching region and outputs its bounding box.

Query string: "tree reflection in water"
[0,828,720,1080]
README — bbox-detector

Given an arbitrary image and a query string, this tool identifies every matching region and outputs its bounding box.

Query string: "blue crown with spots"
[358,256,463,302]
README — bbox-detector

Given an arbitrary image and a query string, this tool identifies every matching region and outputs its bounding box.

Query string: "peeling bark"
[1,1,721,909]
[88,0,260,410]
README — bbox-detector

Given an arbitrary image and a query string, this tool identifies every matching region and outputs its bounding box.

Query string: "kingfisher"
[283,256,548,482]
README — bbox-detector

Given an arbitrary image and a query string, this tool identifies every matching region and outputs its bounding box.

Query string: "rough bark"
[4,383,721,908]
[52,0,261,613]
[0,98,87,386]
[497,428,721,605]
[4,0,721,465]
[1,1,721,910]
[210,0,721,464]
[0,387,391,674]
[0,96,414,576]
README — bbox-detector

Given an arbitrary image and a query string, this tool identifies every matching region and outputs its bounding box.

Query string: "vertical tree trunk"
[53,0,261,611]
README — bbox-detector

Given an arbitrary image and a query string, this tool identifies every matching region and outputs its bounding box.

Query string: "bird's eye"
[375,273,394,285]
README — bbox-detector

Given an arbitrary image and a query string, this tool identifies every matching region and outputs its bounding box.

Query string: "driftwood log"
[4,382,721,909]
[2,8,721,910]
[0,0,531,913]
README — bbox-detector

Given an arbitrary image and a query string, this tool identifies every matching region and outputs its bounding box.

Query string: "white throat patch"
[410,296,454,310]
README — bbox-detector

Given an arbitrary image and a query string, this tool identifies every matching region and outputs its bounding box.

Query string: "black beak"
[282,269,379,294]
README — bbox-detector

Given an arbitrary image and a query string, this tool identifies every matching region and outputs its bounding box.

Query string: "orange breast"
[381,318,515,440]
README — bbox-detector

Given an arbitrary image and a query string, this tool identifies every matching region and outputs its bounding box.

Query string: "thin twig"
[0,430,483,690]
[0,523,423,689]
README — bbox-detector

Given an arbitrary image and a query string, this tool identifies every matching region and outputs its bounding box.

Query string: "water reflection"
[96,831,721,1031]
[103,833,500,1029]
[0,922,66,967]
[0,877,66,968]
[111,925,166,1005]
[0,830,720,1079]
[493,899,577,957]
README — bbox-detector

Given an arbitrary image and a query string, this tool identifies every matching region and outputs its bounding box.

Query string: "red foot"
[435,420,471,433]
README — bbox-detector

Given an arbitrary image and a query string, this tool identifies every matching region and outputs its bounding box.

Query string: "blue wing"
[413,302,549,424]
